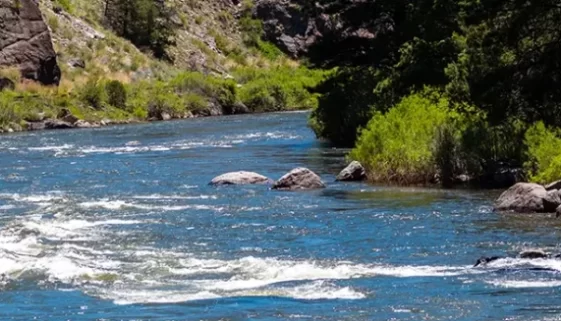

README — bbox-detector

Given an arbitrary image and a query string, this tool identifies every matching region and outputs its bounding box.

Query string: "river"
[0,111,560,320]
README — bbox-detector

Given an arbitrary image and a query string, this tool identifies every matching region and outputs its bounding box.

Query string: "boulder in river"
[545,180,561,191]
[336,161,366,181]
[494,182,547,213]
[210,171,273,185]
[272,167,326,190]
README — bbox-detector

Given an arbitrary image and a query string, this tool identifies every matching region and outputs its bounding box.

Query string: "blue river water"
[1,111,561,320]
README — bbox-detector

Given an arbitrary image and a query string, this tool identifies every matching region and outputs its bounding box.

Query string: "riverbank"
[0,67,326,134]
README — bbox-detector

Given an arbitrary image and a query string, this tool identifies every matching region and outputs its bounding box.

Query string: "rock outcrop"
[253,0,375,58]
[0,0,61,85]
[210,171,273,185]
[494,183,548,213]
[253,0,317,57]
[336,161,366,181]
[272,167,325,190]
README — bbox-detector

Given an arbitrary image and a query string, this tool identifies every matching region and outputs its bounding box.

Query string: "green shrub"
[0,91,18,126]
[54,0,72,13]
[79,79,106,109]
[147,83,184,117]
[459,117,527,180]
[184,93,208,112]
[350,90,455,185]
[524,122,561,183]
[236,66,325,112]
[105,80,127,109]
[434,123,462,187]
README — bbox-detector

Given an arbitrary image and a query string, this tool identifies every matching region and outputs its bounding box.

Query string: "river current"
[1,111,561,320]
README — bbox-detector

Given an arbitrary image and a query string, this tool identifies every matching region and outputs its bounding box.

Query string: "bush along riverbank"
[0,66,326,133]
[301,0,561,189]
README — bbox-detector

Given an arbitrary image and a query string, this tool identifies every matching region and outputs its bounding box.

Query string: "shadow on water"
[320,187,446,209]
[479,212,561,233]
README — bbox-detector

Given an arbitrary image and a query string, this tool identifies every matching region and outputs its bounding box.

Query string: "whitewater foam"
[78,199,222,211]
[486,280,561,288]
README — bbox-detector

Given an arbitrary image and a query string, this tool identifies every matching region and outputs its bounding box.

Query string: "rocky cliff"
[0,0,60,85]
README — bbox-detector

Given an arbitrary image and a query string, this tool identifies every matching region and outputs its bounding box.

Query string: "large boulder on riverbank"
[546,180,561,191]
[494,183,547,213]
[336,161,366,182]
[272,167,325,190]
[543,190,561,213]
[210,171,273,185]
[44,119,74,129]
[0,0,61,85]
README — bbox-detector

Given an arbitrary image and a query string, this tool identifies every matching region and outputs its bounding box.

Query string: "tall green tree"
[455,0,561,126]
[104,0,175,60]
[308,0,462,146]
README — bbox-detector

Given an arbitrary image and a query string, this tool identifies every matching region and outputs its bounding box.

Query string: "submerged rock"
[272,167,325,190]
[518,249,548,259]
[210,171,273,185]
[475,249,550,267]
[336,161,366,181]
[494,183,547,213]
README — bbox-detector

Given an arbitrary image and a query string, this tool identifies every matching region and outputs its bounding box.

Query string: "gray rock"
[557,205,561,218]
[0,0,61,85]
[272,167,326,190]
[75,120,96,128]
[232,102,249,114]
[161,112,172,121]
[27,121,46,131]
[336,161,366,181]
[210,171,273,185]
[44,119,74,129]
[494,183,547,213]
[254,0,375,58]
[518,249,548,259]
[546,180,561,191]
[543,189,561,213]
[67,58,86,69]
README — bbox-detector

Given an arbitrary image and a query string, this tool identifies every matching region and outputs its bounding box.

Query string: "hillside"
[41,0,267,80]
[0,0,325,132]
